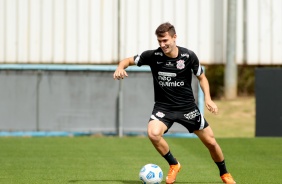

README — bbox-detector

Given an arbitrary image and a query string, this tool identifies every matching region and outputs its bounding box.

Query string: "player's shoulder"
[141,48,163,56]
[178,46,196,57]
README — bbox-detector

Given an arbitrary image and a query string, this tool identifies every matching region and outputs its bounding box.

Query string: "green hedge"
[204,65,257,98]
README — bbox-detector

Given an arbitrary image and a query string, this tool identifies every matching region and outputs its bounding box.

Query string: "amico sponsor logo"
[157,72,184,87]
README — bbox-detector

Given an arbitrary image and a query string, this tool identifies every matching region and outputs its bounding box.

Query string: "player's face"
[157,32,177,55]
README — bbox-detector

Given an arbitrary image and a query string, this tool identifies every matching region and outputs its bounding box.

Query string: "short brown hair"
[155,22,176,37]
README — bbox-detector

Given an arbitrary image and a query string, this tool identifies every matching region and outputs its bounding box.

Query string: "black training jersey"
[134,46,203,110]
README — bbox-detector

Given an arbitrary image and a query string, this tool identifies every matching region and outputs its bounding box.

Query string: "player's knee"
[147,128,162,143]
[204,139,218,151]
[147,120,166,142]
[147,130,161,142]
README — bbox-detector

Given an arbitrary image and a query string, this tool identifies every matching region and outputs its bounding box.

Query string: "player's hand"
[205,99,218,115]
[113,68,128,80]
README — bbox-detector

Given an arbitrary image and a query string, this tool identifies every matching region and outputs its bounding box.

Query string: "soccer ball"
[139,163,163,184]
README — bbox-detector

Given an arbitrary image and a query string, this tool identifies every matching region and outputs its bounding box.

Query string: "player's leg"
[147,119,169,155]
[194,126,224,162]
[194,126,236,183]
[147,120,181,184]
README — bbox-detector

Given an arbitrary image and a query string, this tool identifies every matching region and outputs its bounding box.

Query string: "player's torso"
[149,47,192,87]
[143,47,196,110]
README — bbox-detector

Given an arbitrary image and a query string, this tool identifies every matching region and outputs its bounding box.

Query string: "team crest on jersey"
[176,60,185,69]
[156,111,165,118]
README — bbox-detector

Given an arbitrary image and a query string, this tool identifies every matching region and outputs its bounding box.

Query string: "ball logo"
[176,60,185,69]
[146,171,155,179]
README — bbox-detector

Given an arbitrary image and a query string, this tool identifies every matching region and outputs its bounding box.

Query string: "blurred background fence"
[0,0,282,65]
[0,65,199,135]
[0,0,282,136]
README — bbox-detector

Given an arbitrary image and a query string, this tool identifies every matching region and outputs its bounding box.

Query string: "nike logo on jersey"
[157,61,163,64]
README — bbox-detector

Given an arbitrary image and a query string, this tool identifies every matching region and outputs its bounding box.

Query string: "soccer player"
[113,22,236,184]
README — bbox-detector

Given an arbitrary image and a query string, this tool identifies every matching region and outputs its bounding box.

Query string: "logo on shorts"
[156,111,165,118]
[184,109,201,120]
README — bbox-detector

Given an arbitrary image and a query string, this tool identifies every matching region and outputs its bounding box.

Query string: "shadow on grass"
[68,180,137,183]
[68,180,222,184]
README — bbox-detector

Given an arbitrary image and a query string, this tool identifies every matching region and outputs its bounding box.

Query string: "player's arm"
[197,73,218,114]
[113,57,135,80]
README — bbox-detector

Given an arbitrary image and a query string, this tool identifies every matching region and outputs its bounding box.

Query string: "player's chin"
[163,49,170,53]
[161,47,169,52]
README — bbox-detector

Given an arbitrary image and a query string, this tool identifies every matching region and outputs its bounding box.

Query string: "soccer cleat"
[165,162,181,184]
[221,173,236,184]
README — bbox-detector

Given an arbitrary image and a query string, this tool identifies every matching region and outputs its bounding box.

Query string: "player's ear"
[172,34,177,42]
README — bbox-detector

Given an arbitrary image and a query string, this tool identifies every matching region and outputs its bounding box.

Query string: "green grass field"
[0,137,281,184]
